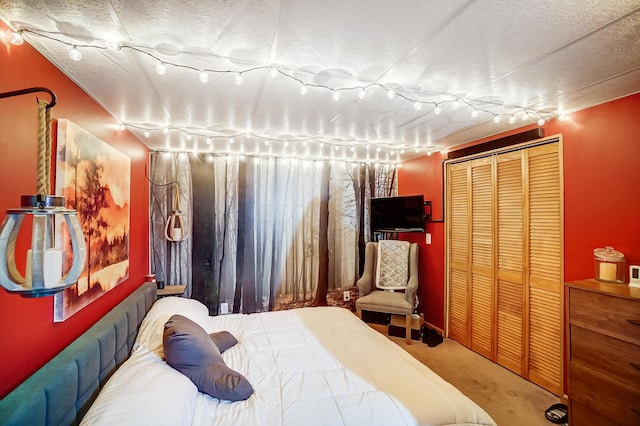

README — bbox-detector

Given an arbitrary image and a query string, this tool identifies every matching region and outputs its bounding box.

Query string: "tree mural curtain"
[149,152,193,297]
[150,153,396,314]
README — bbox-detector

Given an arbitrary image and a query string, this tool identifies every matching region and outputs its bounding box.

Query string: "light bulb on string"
[105,40,121,50]
[521,111,529,121]
[143,130,151,138]
[332,91,341,101]
[299,84,308,95]
[493,115,501,124]
[508,115,516,124]
[162,127,169,134]
[414,102,423,111]
[386,89,395,99]
[234,73,244,85]
[156,62,167,75]
[68,46,82,61]
[186,134,193,141]
[471,109,479,118]
[9,31,24,45]
[358,88,367,100]
[453,99,460,109]
[199,71,209,83]
[537,118,546,126]
[119,123,126,131]
[269,66,278,79]
[433,105,442,115]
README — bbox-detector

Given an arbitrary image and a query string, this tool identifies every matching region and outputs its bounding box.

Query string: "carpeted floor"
[386,335,562,426]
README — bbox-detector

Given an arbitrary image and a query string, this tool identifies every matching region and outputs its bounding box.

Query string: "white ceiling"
[1,1,639,162]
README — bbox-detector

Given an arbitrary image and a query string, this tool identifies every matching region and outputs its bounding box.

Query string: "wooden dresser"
[566,279,640,425]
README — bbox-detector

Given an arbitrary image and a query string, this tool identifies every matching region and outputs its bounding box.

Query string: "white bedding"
[83,300,495,426]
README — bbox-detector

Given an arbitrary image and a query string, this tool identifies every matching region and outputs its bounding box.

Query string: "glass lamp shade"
[0,195,86,297]
[165,210,188,242]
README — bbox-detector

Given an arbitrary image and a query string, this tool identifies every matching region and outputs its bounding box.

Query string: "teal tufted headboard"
[0,282,157,426]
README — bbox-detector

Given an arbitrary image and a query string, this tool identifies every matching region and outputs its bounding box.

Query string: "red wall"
[398,93,640,330]
[0,23,149,397]
[397,153,446,329]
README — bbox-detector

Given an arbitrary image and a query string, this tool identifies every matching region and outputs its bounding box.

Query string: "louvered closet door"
[526,143,563,394]
[446,139,562,395]
[495,151,525,375]
[470,157,494,359]
[447,163,470,346]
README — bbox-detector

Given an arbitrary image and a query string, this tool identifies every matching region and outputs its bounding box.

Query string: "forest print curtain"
[150,152,396,314]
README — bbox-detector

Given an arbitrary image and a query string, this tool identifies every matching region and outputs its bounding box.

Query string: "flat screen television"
[370,195,427,233]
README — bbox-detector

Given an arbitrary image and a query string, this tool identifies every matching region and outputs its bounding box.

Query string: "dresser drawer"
[571,325,640,387]
[569,287,640,345]
[570,361,640,425]
[570,400,617,426]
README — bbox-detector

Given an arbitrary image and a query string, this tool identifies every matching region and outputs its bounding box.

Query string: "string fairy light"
[9,26,555,162]
[10,27,555,127]
[125,123,443,163]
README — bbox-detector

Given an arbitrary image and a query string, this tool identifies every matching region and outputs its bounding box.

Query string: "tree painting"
[53,120,130,322]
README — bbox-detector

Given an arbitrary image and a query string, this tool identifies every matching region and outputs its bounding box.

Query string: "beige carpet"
[386,335,561,426]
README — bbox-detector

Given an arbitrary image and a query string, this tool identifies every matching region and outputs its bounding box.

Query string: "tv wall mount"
[423,201,432,221]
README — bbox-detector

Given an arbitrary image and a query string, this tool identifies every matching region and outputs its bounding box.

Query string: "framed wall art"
[54,119,130,321]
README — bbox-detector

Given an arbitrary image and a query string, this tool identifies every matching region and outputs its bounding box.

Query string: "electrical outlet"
[220,302,229,314]
[343,291,350,301]
[425,233,432,245]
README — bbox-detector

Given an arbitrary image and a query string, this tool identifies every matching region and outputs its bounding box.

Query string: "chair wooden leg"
[405,314,411,345]
[356,308,362,319]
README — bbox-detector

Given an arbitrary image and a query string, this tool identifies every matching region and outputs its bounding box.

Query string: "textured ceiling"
[1,0,639,162]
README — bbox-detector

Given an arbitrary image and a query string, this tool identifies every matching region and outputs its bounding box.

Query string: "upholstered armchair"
[356,241,419,344]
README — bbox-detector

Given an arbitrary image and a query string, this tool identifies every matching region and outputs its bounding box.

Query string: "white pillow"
[81,347,197,426]
[134,296,210,354]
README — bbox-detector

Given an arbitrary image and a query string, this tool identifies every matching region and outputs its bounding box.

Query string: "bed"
[1,282,495,425]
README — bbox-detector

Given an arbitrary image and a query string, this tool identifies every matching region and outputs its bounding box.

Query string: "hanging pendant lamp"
[165,183,188,242]
[0,88,87,297]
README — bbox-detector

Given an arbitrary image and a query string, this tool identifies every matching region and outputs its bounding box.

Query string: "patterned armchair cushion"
[375,240,410,290]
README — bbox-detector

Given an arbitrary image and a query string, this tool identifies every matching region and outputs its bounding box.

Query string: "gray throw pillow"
[163,314,253,401]
[209,331,238,353]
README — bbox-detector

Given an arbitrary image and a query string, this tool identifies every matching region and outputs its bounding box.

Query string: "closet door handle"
[627,319,640,326]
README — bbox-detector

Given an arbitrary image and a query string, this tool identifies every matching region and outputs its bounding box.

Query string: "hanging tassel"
[165,183,188,242]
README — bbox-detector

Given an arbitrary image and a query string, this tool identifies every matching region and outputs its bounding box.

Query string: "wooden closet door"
[496,151,525,375]
[526,143,563,394]
[470,157,494,359]
[447,162,470,346]
[446,139,563,395]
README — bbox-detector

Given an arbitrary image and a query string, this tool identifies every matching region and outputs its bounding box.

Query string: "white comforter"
[83,300,495,426]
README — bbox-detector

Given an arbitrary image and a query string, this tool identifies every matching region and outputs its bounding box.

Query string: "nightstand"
[156,284,186,298]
